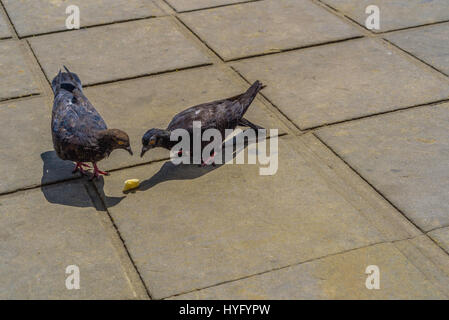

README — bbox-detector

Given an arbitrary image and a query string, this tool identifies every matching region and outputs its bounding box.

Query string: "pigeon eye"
[118,141,125,145]
[149,137,156,145]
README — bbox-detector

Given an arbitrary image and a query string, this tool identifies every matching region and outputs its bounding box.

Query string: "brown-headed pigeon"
[51,66,133,179]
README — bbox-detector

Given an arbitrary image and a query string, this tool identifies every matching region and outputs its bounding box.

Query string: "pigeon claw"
[72,162,91,175]
[90,163,109,180]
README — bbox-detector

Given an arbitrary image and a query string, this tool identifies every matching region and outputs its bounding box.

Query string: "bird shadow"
[132,130,262,193]
[40,151,124,209]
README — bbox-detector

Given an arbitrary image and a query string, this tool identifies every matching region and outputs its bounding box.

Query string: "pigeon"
[51,66,133,179]
[140,81,264,165]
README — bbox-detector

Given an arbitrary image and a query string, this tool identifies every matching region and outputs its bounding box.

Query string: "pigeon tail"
[237,80,264,116]
[51,66,82,95]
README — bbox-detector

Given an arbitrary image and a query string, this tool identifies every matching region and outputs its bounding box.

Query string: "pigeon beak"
[140,146,149,158]
[126,146,133,156]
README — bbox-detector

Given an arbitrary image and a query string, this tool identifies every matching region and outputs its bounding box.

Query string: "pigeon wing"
[52,90,107,155]
[167,100,243,134]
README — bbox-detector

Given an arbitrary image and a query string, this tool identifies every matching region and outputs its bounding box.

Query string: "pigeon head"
[51,66,83,95]
[141,128,171,157]
[98,129,133,156]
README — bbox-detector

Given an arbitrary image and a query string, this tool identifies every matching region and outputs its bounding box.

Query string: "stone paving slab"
[172,242,447,299]
[86,66,288,171]
[94,136,392,298]
[2,0,164,37]
[385,23,449,76]
[0,97,77,195]
[0,41,41,101]
[0,182,137,299]
[28,17,211,86]
[321,0,449,33]
[180,0,362,61]
[232,38,449,129]
[166,0,257,12]
[0,13,11,39]
[316,103,449,232]
[429,228,449,254]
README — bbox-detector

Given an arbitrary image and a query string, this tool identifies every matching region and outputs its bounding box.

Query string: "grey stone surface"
[316,103,449,231]
[322,0,449,33]
[0,13,11,39]
[385,23,449,76]
[166,0,255,12]
[96,137,385,298]
[173,242,446,299]
[0,41,41,101]
[2,0,164,37]
[180,0,361,60]
[85,66,288,171]
[0,97,77,194]
[2,0,449,300]
[232,38,449,129]
[299,133,420,242]
[395,235,449,297]
[429,227,449,254]
[28,17,211,86]
[0,183,137,299]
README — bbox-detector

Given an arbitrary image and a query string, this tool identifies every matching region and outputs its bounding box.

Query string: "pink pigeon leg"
[72,162,90,174]
[90,163,109,180]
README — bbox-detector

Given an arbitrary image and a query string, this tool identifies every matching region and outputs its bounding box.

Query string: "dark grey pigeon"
[141,81,264,165]
[51,66,133,179]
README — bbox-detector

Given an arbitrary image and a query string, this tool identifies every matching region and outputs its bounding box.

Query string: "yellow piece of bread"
[123,179,140,192]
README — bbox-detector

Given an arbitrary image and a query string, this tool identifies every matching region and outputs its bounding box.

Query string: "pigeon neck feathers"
[98,129,127,144]
[143,128,173,150]
[51,66,83,96]
[60,83,77,92]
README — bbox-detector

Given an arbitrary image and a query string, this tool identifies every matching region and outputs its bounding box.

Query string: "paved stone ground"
[0,0,448,299]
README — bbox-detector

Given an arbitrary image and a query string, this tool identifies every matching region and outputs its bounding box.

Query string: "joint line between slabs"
[18,15,162,39]
[82,63,213,89]
[224,36,365,62]
[89,179,154,299]
[172,15,225,62]
[169,0,265,14]
[0,93,41,103]
[383,38,449,79]
[162,240,389,299]
[312,133,435,239]
[378,19,449,34]
[306,98,449,131]
[24,39,52,89]
[0,1,19,39]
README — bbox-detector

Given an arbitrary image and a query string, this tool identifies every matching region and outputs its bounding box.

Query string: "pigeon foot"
[90,163,109,180]
[72,162,91,175]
